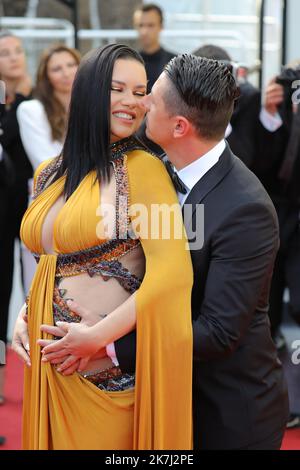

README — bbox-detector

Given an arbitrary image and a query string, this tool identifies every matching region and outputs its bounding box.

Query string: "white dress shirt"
[176,139,226,205]
[259,107,283,133]
[17,99,63,171]
[225,123,232,138]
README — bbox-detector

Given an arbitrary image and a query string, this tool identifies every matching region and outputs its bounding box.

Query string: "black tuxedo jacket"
[115,144,289,450]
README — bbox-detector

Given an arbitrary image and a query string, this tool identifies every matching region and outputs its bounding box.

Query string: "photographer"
[0,31,32,405]
[257,65,300,428]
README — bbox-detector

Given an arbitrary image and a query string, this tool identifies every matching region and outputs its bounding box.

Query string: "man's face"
[133,10,162,50]
[142,73,173,148]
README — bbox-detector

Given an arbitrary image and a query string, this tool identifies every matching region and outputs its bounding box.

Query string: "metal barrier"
[0,9,282,87]
[78,28,247,57]
[0,17,74,46]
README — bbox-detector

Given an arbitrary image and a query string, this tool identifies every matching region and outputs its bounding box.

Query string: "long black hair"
[53,43,144,199]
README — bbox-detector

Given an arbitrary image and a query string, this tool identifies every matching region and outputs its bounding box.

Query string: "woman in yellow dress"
[15,44,193,450]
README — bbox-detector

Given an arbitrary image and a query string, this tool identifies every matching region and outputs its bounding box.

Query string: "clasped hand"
[38,300,107,376]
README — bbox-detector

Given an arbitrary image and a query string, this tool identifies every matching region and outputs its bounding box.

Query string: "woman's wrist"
[89,322,108,353]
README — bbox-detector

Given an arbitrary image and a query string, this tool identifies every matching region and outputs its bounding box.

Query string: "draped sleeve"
[127,150,193,450]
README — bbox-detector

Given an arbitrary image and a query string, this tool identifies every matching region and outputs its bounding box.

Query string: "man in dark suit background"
[252,68,300,429]
[133,3,176,156]
[133,3,175,94]
[254,68,300,347]
[115,55,289,449]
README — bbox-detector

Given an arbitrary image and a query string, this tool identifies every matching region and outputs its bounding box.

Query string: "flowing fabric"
[21,148,193,450]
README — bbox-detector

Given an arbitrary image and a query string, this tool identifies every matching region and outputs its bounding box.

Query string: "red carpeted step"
[0,349,299,450]
[0,349,23,450]
[281,429,300,450]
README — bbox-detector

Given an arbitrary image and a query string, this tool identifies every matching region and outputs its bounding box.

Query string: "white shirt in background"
[259,107,283,133]
[17,99,63,171]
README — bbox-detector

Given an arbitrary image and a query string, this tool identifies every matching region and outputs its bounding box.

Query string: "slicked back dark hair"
[53,43,144,199]
[163,54,239,140]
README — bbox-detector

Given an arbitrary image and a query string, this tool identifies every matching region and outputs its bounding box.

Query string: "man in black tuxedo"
[115,55,289,450]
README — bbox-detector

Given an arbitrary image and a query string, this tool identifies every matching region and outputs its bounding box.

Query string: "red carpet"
[0,349,23,450]
[0,349,299,450]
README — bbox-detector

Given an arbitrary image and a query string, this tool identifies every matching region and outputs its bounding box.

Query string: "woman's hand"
[38,322,98,374]
[11,305,31,367]
[38,301,105,375]
[40,321,100,357]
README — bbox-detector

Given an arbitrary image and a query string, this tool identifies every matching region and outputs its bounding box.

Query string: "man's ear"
[173,117,190,139]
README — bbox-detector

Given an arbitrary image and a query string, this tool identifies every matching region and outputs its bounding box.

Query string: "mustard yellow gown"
[20,137,193,450]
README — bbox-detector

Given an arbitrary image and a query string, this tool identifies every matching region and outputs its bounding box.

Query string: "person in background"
[257,65,300,430]
[17,44,80,293]
[193,44,261,169]
[0,31,32,406]
[0,149,6,446]
[17,44,80,172]
[257,67,300,348]
[133,4,175,156]
[133,3,175,93]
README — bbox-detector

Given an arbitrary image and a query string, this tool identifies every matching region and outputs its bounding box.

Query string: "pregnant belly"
[58,272,131,322]
[53,272,132,374]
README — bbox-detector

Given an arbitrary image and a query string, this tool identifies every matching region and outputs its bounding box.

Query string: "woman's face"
[0,36,26,80]
[47,51,78,94]
[110,58,147,143]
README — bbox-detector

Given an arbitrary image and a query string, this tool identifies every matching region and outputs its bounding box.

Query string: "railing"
[0,17,74,47]
[78,28,247,56]
[0,13,282,86]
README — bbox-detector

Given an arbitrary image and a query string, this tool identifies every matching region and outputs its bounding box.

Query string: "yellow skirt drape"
[21,150,193,450]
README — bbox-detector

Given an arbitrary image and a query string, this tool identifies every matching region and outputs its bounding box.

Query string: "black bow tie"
[165,160,188,195]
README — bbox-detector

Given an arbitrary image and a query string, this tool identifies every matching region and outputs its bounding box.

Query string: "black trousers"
[0,180,28,344]
[238,427,285,450]
[268,201,300,335]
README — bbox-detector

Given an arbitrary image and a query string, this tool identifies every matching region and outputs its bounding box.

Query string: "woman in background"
[0,31,32,405]
[17,44,80,171]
